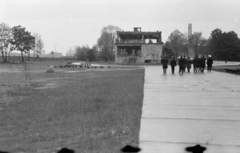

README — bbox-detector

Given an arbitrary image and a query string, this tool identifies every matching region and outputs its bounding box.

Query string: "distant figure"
[161,56,168,74]
[178,56,185,74]
[207,55,213,71]
[148,39,153,44]
[200,55,206,73]
[186,57,192,73]
[86,59,91,66]
[185,144,206,153]
[170,56,177,74]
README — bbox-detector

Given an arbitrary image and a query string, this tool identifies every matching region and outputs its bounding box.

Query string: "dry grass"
[0,62,144,153]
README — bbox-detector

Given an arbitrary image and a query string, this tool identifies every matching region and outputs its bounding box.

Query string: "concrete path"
[139,66,240,153]
[213,61,240,66]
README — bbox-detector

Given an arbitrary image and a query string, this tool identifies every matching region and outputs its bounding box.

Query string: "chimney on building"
[134,27,141,32]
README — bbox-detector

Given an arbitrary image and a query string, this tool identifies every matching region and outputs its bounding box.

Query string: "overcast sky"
[1,0,240,54]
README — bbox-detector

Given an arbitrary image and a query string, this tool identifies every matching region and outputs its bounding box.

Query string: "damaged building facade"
[114,27,163,64]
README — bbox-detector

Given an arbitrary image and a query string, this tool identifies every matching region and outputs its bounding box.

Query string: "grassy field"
[0,62,144,153]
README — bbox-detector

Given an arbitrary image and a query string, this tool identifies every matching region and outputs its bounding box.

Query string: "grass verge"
[0,62,145,153]
[212,65,240,74]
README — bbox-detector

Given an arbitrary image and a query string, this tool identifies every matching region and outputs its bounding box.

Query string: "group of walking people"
[161,55,213,74]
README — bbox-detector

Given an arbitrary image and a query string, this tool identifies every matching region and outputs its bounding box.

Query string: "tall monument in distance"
[188,24,192,39]
[188,23,195,57]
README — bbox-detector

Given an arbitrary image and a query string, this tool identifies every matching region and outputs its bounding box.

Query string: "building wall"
[115,44,162,64]
[142,44,162,62]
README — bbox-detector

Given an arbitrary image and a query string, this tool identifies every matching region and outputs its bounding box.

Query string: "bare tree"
[66,47,75,57]
[189,32,202,55]
[35,37,44,57]
[167,29,185,56]
[98,25,121,62]
[75,45,89,60]
[0,22,13,62]
[101,25,121,40]
[179,33,188,56]
[98,31,112,61]
[199,38,208,55]
[11,25,35,62]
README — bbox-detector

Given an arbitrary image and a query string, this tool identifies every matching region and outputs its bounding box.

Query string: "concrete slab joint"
[139,66,240,153]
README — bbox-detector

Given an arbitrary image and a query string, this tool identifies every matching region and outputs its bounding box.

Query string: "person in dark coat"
[207,55,213,71]
[193,55,200,73]
[183,55,187,72]
[186,57,192,73]
[199,56,203,72]
[200,55,206,73]
[178,56,185,74]
[192,55,196,73]
[170,56,177,74]
[197,55,202,73]
[161,56,168,74]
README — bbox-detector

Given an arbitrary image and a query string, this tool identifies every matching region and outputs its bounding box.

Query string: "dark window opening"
[145,60,152,63]
[117,46,142,57]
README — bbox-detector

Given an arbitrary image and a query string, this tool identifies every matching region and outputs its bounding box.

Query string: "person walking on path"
[170,56,177,74]
[207,55,213,72]
[178,56,185,74]
[183,55,187,72]
[193,55,199,73]
[200,55,206,73]
[161,56,168,74]
[199,55,203,72]
[186,57,192,73]
[225,57,228,64]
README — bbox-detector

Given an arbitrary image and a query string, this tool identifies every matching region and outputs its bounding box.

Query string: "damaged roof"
[117,31,162,39]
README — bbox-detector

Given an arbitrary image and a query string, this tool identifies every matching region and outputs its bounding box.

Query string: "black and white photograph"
[0,0,240,152]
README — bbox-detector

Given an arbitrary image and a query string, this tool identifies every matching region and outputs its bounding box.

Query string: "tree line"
[0,22,44,62]
[164,28,240,61]
[76,25,240,62]
[69,25,121,62]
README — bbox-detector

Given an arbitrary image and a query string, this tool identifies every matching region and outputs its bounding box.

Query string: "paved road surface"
[213,61,240,66]
[139,66,240,153]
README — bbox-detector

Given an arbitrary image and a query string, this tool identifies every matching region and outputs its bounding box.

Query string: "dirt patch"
[33,82,58,89]
[0,69,23,73]
[64,70,87,73]
[0,90,27,111]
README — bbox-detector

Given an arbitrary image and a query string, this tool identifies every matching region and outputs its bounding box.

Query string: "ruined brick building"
[114,27,163,64]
